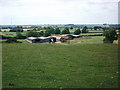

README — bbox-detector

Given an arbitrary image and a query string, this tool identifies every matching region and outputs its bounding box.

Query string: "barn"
[26,36,56,43]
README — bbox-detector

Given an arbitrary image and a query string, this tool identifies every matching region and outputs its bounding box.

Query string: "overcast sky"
[0,0,119,25]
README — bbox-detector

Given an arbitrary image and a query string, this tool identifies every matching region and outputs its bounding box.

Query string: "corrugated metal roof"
[38,37,49,39]
[27,36,56,40]
[27,37,37,39]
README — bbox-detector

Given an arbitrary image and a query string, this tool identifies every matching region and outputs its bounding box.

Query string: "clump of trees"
[103,29,118,43]
[61,27,70,34]
[93,26,102,30]
[74,29,81,35]
[82,26,88,33]
[44,30,52,37]
[70,27,73,30]
[9,26,23,32]
[6,37,21,43]
[26,31,45,37]
[16,32,26,39]
[53,28,61,34]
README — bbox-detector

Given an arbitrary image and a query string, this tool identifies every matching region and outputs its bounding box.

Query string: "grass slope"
[2,38,118,88]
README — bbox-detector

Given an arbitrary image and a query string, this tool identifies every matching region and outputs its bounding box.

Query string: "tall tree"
[16,32,23,39]
[103,29,118,43]
[54,28,61,34]
[82,26,88,33]
[61,27,70,34]
[38,31,44,36]
[74,29,81,35]
[70,27,73,30]
[44,30,51,37]
[26,31,38,37]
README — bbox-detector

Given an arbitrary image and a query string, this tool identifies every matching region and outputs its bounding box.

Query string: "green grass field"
[1,28,103,37]
[2,36,119,88]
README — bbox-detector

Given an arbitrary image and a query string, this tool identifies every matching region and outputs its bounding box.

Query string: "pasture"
[2,36,118,88]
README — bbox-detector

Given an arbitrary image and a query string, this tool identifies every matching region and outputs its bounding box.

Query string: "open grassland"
[2,36,119,88]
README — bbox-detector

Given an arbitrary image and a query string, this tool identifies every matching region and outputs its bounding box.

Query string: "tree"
[26,31,38,37]
[61,28,70,34]
[38,31,44,37]
[54,28,61,34]
[70,27,73,30]
[94,26,98,30]
[38,26,42,30]
[103,29,118,43]
[33,28,37,31]
[48,28,54,34]
[74,29,81,35]
[82,26,88,33]
[65,27,69,30]
[9,26,23,32]
[43,26,53,30]
[94,26,102,30]
[16,32,23,39]
[44,30,51,37]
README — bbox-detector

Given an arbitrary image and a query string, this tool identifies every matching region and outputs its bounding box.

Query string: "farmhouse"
[26,36,56,43]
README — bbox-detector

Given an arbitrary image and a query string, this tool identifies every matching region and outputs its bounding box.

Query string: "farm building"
[53,35,72,42]
[72,35,82,38]
[53,36,62,42]
[61,34,74,40]
[26,36,56,43]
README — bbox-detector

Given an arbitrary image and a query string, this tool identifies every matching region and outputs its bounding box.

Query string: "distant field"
[0,32,26,37]
[1,28,33,32]
[0,29,103,37]
[2,36,118,88]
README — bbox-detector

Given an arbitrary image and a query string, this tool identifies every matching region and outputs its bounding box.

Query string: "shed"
[26,36,56,43]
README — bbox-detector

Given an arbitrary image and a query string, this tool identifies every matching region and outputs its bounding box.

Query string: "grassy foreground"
[2,37,118,88]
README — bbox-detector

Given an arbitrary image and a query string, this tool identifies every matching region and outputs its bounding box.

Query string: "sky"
[0,0,119,25]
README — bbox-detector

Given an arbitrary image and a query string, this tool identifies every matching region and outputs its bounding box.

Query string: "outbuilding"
[26,36,56,43]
